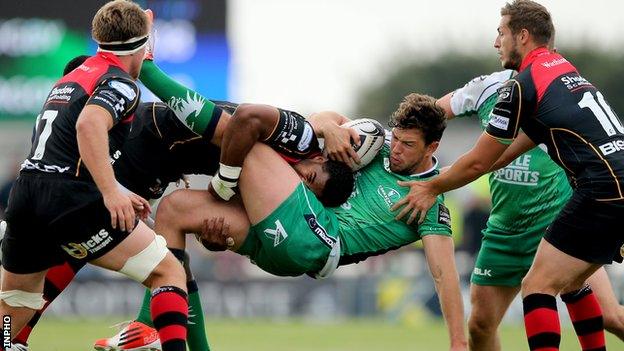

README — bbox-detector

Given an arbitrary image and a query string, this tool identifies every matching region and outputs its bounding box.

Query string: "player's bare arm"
[219,103,278,168]
[422,234,468,351]
[490,132,536,171]
[76,105,138,232]
[436,92,456,120]
[209,104,279,200]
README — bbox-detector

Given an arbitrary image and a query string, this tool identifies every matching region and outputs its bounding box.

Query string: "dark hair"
[389,93,446,145]
[63,55,90,76]
[501,0,554,46]
[318,160,354,207]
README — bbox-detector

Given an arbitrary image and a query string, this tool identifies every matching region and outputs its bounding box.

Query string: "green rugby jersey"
[451,70,572,245]
[333,142,452,266]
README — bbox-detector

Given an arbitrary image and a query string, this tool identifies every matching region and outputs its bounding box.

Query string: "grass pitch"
[29,317,621,350]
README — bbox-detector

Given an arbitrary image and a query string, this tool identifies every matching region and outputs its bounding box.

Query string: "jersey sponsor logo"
[61,229,113,259]
[280,133,297,144]
[297,123,314,151]
[541,57,568,68]
[488,113,510,131]
[110,150,122,165]
[377,185,401,207]
[47,85,75,102]
[264,219,288,247]
[77,63,90,72]
[473,267,492,277]
[113,97,126,115]
[383,157,390,172]
[493,154,539,186]
[108,80,137,100]
[92,95,116,111]
[21,159,70,173]
[304,214,335,248]
[598,139,624,156]
[148,179,165,198]
[438,204,451,226]
[497,86,513,102]
[561,75,592,91]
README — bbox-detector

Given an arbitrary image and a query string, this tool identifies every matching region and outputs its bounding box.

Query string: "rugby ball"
[342,118,385,171]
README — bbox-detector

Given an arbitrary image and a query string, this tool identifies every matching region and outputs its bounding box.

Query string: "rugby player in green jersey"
[436,70,624,350]
[120,93,468,351]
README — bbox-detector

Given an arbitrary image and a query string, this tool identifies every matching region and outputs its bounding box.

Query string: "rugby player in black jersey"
[7,52,354,350]
[0,3,192,351]
[394,1,622,350]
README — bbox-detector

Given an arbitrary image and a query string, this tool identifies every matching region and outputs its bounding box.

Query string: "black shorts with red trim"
[2,172,132,274]
[545,190,624,264]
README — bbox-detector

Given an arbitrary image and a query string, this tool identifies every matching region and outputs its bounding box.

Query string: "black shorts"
[2,172,132,274]
[545,191,624,264]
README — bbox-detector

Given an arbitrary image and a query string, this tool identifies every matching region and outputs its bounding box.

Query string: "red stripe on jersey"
[521,48,577,103]
[57,52,126,94]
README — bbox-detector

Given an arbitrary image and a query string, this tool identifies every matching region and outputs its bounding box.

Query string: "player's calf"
[142,254,188,351]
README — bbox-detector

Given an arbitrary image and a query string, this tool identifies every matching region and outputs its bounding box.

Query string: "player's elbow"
[468,158,489,176]
[231,103,266,132]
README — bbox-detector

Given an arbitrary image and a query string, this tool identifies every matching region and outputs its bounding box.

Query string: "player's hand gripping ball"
[341,118,385,171]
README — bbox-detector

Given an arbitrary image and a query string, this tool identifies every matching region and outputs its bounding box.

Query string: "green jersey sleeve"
[451,70,514,118]
[139,60,220,138]
[417,198,452,236]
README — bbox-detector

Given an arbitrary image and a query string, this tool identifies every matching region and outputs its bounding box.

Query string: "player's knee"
[468,312,497,337]
[156,190,186,224]
[144,252,186,290]
[119,234,173,284]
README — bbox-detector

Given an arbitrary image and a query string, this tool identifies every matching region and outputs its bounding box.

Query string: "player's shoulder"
[103,73,139,91]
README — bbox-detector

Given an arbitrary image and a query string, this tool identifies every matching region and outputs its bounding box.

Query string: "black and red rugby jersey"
[486,47,624,200]
[23,52,140,182]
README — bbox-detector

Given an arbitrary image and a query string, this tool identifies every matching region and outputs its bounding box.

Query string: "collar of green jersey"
[410,155,439,179]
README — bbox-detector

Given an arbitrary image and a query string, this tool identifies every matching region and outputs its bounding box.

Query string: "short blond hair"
[92,0,148,43]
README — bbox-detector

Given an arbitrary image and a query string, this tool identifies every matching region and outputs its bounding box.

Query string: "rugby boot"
[93,321,161,351]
